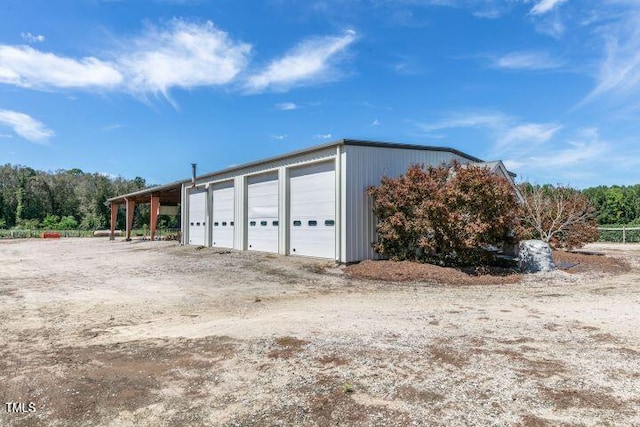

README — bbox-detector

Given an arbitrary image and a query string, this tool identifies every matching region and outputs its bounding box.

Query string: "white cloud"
[504,127,609,184]
[0,45,122,89]
[530,0,569,15]
[498,123,562,146]
[270,133,287,140]
[418,111,562,157]
[584,10,640,104]
[314,133,333,139]
[0,21,356,103]
[21,32,45,43]
[419,109,637,185]
[502,159,525,171]
[534,13,566,38]
[0,109,54,143]
[0,20,250,100]
[418,111,510,133]
[101,124,122,132]
[372,118,380,126]
[473,9,503,19]
[275,102,298,111]
[0,133,13,138]
[246,30,357,93]
[504,126,640,187]
[119,20,251,97]
[392,57,423,75]
[490,51,563,70]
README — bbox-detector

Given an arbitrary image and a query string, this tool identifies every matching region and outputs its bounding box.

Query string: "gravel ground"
[0,238,639,426]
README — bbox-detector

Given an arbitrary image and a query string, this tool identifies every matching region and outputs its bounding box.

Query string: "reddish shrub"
[368,162,521,266]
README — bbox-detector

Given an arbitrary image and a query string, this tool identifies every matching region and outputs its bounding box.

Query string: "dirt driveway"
[1,238,639,426]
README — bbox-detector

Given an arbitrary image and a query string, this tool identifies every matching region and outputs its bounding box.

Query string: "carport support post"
[125,198,136,241]
[150,195,160,241]
[109,202,118,240]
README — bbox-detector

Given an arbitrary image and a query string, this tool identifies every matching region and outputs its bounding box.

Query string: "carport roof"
[106,179,187,205]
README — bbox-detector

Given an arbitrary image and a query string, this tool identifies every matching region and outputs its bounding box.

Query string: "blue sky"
[1,0,639,188]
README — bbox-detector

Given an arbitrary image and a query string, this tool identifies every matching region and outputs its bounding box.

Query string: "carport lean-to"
[106,180,185,241]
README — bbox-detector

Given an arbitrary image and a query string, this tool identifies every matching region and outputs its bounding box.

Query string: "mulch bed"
[345,250,631,285]
[345,260,522,285]
[554,250,630,275]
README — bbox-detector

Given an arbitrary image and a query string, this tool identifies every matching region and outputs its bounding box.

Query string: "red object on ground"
[42,232,61,239]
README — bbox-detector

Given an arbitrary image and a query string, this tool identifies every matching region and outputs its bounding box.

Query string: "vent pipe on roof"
[191,163,197,188]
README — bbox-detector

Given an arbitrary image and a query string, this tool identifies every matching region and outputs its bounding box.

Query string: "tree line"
[1,163,638,233]
[582,185,640,225]
[0,164,173,231]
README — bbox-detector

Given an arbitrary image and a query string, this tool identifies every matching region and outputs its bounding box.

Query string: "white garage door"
[247,172,279,253]
[211,181,234,248]
[188,189,207,246]
[289,161,335,259]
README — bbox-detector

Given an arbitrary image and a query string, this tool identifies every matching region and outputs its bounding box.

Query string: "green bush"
[57,216,78,230]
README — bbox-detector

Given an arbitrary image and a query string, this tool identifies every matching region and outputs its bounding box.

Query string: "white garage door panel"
[212,181,234,248]
[290,162,335,259]
[247,173,279,253]
[188,190,207,246]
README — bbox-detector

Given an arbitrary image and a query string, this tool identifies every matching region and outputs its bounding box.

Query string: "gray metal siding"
[193,148,336,187]
[337,146,347,262]
[344,145,474,263]
[233,175,246,250]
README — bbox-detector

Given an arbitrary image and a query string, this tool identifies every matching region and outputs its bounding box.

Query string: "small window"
[260,221,267,226]
[293,220,302,226]
[308,220,317,226]
[190,222,194,226]
[325,220,335,226]
[203,222,205,226]
[272,220,279,226]
[222,221,227,226]
[196,222,200,226]
[214,222,219,226]
[230,221,234,226]
[250,221,256,226]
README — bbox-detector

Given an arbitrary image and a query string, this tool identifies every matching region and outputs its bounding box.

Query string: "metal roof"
[106,139,485,204]
[194,138,483,181]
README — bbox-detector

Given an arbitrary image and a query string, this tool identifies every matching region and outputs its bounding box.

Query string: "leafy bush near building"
[368,162,521,267]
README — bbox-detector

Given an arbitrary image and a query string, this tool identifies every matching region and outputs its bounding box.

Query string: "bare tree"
[519,184,599,249]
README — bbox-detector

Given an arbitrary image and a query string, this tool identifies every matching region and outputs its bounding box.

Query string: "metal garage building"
[179,139,516,263]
